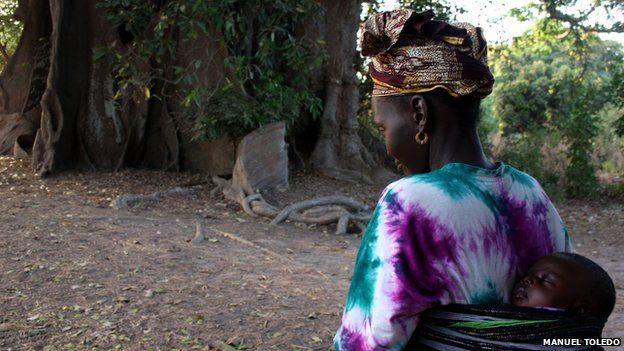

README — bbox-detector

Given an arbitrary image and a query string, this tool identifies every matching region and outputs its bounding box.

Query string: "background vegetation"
[361,0,624,199]
[0,0,622,198]
[98,0,324,140]
[482,11,624,198]
[0,0,21,70]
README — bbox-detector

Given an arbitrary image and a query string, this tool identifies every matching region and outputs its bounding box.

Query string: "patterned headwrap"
[360,9,494,98]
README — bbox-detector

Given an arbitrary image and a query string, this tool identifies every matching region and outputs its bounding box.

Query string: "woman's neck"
[428,127,495,172]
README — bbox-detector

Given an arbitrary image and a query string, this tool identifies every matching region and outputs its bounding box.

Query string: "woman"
[334,10,571,350]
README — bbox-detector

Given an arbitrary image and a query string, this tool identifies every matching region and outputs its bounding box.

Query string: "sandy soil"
[0,156,622,350]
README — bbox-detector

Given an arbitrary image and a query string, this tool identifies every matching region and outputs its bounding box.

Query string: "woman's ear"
[410,95,428,127]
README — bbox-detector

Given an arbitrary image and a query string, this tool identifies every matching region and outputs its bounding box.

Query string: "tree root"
[191,220,205,244]
[112,186,197,210]
[241,193,262,217]
[212,176,371,234]
[270,195,368,225]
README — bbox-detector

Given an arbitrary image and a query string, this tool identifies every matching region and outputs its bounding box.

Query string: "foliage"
[477,96,497,156]
[0,0,23,69]
[363,0,462,21]
[537,0,624,34]
[496,131,566,198]
[607,58,624,137]
[398,0,463,21]
[488,20,623,197]
[98,0,323,140]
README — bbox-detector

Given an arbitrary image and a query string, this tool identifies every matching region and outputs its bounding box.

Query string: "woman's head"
[372,89,481,175]
[361,10,494,175]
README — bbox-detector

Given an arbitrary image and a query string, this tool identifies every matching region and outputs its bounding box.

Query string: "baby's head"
[512,252,615,322]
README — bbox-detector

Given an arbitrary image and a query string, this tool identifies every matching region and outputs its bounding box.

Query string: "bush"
[494,131,566,199]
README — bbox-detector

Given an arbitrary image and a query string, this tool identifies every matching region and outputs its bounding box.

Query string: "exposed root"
[212,170,372,234]
[242,193,262,217]
[112,186,197,210]
[211,176,244,203]
[191,220,205,244]
[270,196,368,225]
[249,200,279,217]
[214,179,371,234]
[336,211,350,235]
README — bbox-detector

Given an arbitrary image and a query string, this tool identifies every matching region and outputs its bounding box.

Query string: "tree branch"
[541,0,624,33]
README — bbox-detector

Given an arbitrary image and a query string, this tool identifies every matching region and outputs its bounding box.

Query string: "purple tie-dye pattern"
[387,201,460,303]
[386,200,462,341]
[336,326,368,351]
[334,164,568,351]
[504,193,554,274]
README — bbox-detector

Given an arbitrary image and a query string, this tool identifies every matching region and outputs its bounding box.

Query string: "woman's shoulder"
[379,168,471,205]
[501,164,542,189]
[380,162,551,206]
[384,163,498,197]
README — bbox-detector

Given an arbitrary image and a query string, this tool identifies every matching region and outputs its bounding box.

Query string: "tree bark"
[32,0,93,174]
[0,0,51,157]
[302,0,387,183]
[0,0,237,175]
[0,0,389,181]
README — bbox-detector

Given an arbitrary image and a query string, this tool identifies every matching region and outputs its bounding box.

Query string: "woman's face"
[372,96,430,175]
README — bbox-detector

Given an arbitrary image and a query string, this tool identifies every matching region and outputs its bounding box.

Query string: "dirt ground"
[0,156,622,350]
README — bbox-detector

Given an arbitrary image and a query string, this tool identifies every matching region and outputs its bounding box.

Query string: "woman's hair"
[423,89,481,128]
[385,89,481,129]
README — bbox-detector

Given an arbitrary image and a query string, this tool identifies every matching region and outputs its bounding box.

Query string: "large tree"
[0,0,387,182]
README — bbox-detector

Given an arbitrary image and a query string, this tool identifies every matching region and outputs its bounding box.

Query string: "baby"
[407,252,616,349]
[511,252,616,322]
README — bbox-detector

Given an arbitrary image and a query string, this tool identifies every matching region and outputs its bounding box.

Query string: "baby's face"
[512,255,586,309]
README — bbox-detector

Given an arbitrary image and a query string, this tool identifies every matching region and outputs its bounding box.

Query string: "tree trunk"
[0,0,236,176]
[299,0,387,183]
[0,0,388,180]
[31,0,93,174]
[0,0,51,157]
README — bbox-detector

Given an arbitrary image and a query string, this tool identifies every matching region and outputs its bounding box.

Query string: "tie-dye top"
[334,162,571,351]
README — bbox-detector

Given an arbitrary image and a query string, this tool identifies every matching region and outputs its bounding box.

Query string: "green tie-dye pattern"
[563,225,572,250]
[508,168,537,188]
[470,280,503,305]
[405,166,499,213]
[345,201,383,316]
[335,162,569,350]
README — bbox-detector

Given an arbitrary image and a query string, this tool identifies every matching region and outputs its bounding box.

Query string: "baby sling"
[406,304,604,350]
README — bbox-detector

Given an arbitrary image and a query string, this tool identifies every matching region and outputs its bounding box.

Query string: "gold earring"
[415,131,429,145]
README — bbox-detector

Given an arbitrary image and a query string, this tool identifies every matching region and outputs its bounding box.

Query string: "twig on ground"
[212,228,294,263]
